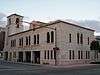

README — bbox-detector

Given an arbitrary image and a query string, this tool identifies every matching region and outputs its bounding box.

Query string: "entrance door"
[25,51,31,63]
[4,52,8,60]
[18,52,23,62]
[34,51,40,64]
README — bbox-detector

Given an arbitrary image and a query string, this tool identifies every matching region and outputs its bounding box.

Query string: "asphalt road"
[0,60,100,75]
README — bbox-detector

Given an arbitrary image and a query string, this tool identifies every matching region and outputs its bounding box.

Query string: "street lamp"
[22,21,59,66]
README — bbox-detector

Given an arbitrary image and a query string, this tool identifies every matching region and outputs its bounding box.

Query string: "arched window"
[77,33,79,44]
[80,34,83,44]
[47,32,50,43]
[37,34,39,44]
[8,18,11,25]
[16,18,19,28]
[69,34,71,43]
[51,31,54,43]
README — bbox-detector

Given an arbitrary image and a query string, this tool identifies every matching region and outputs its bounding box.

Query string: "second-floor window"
[11,39,16,47]
[37,34,39,44]
[80,34,83,44]
[51,31,54,43]
[34,35,36,44]
[88,37,89,45]
[77,33,79,44]
[47,32,50,43]
[34,34,39,45]
[26,36,28,45]
[69,34,71,43]
[19,37,23,46]
[26,36,31,45]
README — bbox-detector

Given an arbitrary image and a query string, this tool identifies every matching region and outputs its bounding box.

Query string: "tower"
[7,14,23,35]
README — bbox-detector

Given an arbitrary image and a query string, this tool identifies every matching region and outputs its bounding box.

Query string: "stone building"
[3,14,94,65]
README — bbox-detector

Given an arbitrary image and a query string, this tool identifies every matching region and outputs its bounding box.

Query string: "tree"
[90,40,100,60]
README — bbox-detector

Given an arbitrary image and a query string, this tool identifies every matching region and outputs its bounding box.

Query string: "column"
[31,51,33,63]
[16,51,19,62]
[23,51,26,62]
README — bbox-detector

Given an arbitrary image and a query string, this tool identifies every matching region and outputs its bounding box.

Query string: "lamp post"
[22,21,59,66]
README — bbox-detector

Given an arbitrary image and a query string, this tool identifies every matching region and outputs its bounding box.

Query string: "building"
[3,14,95,65]
[0,27,5,57]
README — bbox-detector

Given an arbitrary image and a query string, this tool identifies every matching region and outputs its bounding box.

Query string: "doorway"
[18,52,23,62]
[34,51,40,64]
[25,51,31,63]
[4,52,8,60]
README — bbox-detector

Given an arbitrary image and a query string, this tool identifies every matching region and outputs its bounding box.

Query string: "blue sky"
[0,0,100,22]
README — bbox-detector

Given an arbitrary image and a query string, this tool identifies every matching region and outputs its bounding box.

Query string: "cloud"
[0,12,6,27]
[79,20,100,33]
[0,12,6,20]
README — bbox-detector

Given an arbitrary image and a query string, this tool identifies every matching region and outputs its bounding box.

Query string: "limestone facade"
[3,14,95,65]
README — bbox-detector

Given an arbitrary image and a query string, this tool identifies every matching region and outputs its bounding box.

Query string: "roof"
[47,20,95,31]
[7,14,23,18]
[8,20,94,37]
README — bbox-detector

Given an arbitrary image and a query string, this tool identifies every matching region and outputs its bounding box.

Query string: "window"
[80,34,83,44]
[77,33,79,44]
[19,37,23,46]
[16,18,19,28]
[72,50,74,59]
[78,51,80,59]
[88,37,89,45]
[29,36,31,45]
[44,50,46,59]
[19,39,21,46]
[69,34,71,43]
[37,34,39,44]
[8,18,11,25]
[47,50,49,59]
[47,32,50,43]
[34,35,36,44]
[21,37,23,46]
[26,37,28,45]
[11,39,16,47]
[88,51,90,59]
[11,40,12,47]
[51,50,53,59]
[86,51,88,59]
[81,51,83,59]
[51,31,54,43]
[69,50,71,60]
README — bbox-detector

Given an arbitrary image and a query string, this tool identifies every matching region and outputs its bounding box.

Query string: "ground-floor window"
[69,50,71,60]
[81,51,83,59]
[44,50,54,60]
[69,50,74,60]
[44,50,46,59]
[51,50,53,59]
[78,51,81,59]
[86,51,90,59]
[72,50,74,59]
[47,51,49,59]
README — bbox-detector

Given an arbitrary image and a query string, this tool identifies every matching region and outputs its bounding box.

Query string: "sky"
[0,0,100,35]
[0,0,100,22]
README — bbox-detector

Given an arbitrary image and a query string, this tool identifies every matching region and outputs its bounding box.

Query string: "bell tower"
[7,14,23,35]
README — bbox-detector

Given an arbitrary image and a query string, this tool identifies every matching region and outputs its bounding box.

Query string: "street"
[0,60,100,75]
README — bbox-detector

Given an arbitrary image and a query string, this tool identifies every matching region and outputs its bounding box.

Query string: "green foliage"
[90,40,100,51]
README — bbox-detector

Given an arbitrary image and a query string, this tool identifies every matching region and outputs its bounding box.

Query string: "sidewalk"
[0,59,98,68]
[48,64,97,68]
